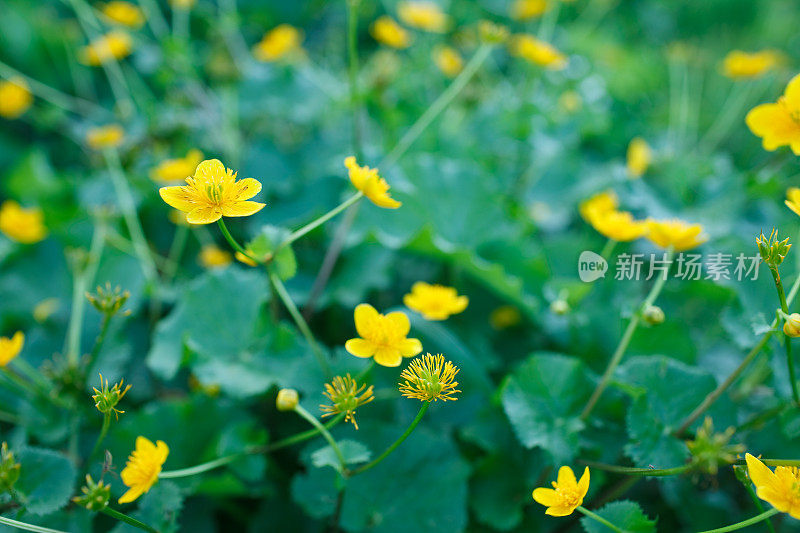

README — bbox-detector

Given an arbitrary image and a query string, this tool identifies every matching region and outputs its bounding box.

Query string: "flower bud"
[550,299,570,316]
[686,417,744,475]
[73,474,111,511]
[0,442,20,494]
[276,388,299,411]
[478,20,509,44]
[642,305,665,325]
[86,283,130,316]
[784,313,800,338]
[92,374,131,419]
[756,229,791,268]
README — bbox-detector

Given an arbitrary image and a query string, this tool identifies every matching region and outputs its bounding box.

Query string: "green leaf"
[469,454,529,531]
[500,352,592,463]
[245,225,297,281]
[310,440,371,472]
[580,500,656,533]
[14,447,77,515]
[111,481,184,533]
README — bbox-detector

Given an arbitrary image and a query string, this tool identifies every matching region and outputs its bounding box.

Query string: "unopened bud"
[0,442,20,494]
[643,305,665,325]
[784,313,800,338]
[550,299,570,315]
[73,474,111,511]
[276,388,299,411]
[478,20,509,44]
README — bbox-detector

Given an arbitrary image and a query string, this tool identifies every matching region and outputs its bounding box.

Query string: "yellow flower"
[398,353,460,402]
[169,0,196,7]
[646,218,707,251]
[276,388,299,411]
[101,2,145,28]
[344,156,401,209]
[86,124,125,150]
[345,304,422,367]
[92,373,131,420]
[746,453,800,518]
[0,78,33,119]
[253,24,303,62]
[722,50,779,79]
[320,374,375,430]
[489,305,521,330]
[370,16,412,49]
[509,34,567,70]
[199,245,232,268]
[79,31,133,65]
[532,466,590,517]
[589,210,647,242]
[786,187,800,217]
[783,313,800,338]
[511,0,548,20]
[746,74,800,155]
[0,201,47,244]
[150,149,203,183]
[33,298,60,323]
[403,282,468,320]
[159,159,265,225]
[626,137,652,178]
[397,1,449,33]
[0,332,24,367]
[558,90,582,113]
[118,437,169,504]
[434,46,463,78]
[579,190,618,223]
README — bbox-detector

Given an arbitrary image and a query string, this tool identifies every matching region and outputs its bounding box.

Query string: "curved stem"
[734,458,800,468]
[160,454,242,479]
[696,509,780,533]
[216,218,257,262]
[294,405,346,472]
[576,506,624,533]
[347,401,429,477]
[100,507,159,533]
[87,413,111,465]
[346,0,363,160]
[85,314,112,375]
[0,516,68,533]
[579,460,692,477]
[279,192,363,252]
[268,412,346,451]
[773,266,800,405]
[743,483,776,533]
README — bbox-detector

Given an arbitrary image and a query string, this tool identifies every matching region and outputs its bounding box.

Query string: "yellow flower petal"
[398,338,423,358]
[374,347,402,367]
[556,465,578,489]
[345,338,376,358]
[354,303,380,338]
[159,186,197,212]
[232,178,263,201]
[746,453,777,488]
[220,200,266,218]
[186,205,222,225]
[385,311,411,336]
[532,487,559,507]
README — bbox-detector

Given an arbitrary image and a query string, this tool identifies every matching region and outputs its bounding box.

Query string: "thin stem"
[579,460,692,477]
[576,506,624,533]
[172,4,190,42]
[772,267,800,405]
[100,507,160,533]
[600,238,617,261]
[163,224,189,282]
[268,268,332,379]
[216,218,256,262]
[581,250,674,419]
[699,82,752,154]
[347,401,430,476]
[137,0,169,39]
[294,405,346,472]
[87,413,111,465]
[279,191,363,251]
[0,516,69,533]
[734,458,800,468]
[346,0,363,160]
[696,509,780,533]
[268,413,346,451]
[160,454,242,479]
[744,482,776,533]
[85,313,112,374]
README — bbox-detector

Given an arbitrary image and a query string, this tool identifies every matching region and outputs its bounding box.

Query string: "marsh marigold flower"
[86,124,125,150]
[92,373,131,419]
[511,0,547,20]
[784,313,800,338]
[722,50,779,80]
[746,73,800,155]
[150,149,203,183]
[320,374,374,430]
[532,466,590,517]
[0,332,23,367]
[199,245,232,268]
[589,210,647,242]
[579,190,617,223]
[370,16,412,49]
[399,353,460,402]
[787,188,800,217]
[344,156,401,209]
[510,34,567,70]
[746,453,800,518]
[119,437,168,504]
[79,31,132,65]
[0,78,33,119]
[627,137,652,178]
[159,159,265,224]
[0,201,47,244]
[101,2,145,28]
[253,25,303,62]
[646,219,707,251]
[403,282,468,321]
[345,304,422,367]
[398,1,449,33]
[434,46,463,78]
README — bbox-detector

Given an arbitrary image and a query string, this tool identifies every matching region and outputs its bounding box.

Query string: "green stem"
[600,238,617,261]
[771,267,800,405]
[160,454,242,479]
[164,224,189,282]
[744,482,776,533]
[172,3,189,41]
[137,0,169,39]
[216,218,256,261]
[294,405,347,472]
[346,0,363,160]
[579,460,692,477]
[0,516,68,533]
[347,401,430,476]
[696,509,780,533]
[85,313,112,375]
[268,413,346,451]
[268,268,332,379]
[279,191,363,251]
[576,506,624,533]
[734,458,800,468]
[87,413,111,465]
[581,249,674,419]
[100,507,160,533]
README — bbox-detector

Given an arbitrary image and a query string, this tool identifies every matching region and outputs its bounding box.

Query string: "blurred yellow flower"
[320,374,374,430]
[119,437,169,504]
[590,210,647,242]
[345,303,422,367]
[745,453,800,519]
[253,24,303,62]
[510,34,567,70]
[86,124,125,150]
[370,16,412,49]
[235,251,258,267]
[101,1,145,28]
[746,74,800,155]
[722,50,779,79]
[558,91,582,113]
[199,245,232,268]
[433,46,463,78]
[478,20,510,44]
[159,159,265,225]
[344,156,401,209]
[786,188,800,217]
[0,78,33,119]
[490,305,521,330]
[150,149,203,183]
[169,0,196,8]
[646,219,707,251]
[0,332,24,367]
[579,190,618,223]
[626,137,652,178]
[404,282,468,320]
[532,466,590,517]
[0,201,47,244]
[511,0,548,20]
[398,1,449,33]
[79,31,132,65]
[399,353,460,402]
[33,298,60,323]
